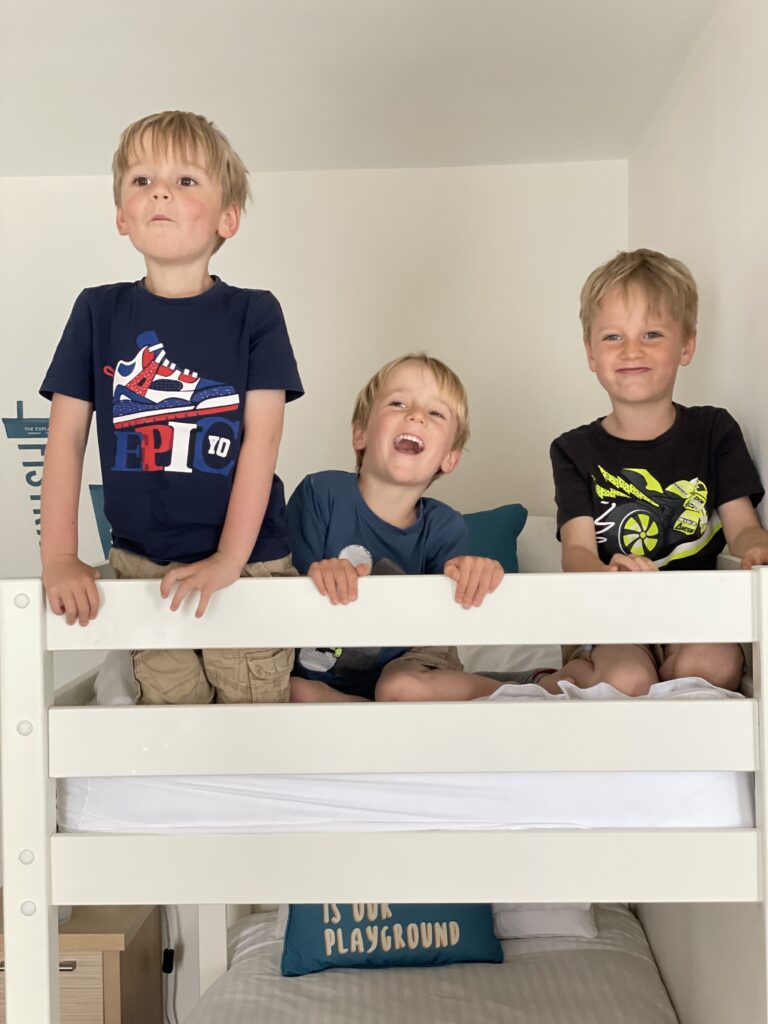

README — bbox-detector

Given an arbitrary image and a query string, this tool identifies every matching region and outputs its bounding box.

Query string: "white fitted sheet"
[185,905,679,1024]
[56,653,754,835]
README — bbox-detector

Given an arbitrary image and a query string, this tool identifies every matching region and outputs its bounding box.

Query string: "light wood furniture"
[0,903,162,1023]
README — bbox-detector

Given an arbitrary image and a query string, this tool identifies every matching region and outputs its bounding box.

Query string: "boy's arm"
[287,476,369,606]
[719,496,768,567]
[161,389,285,617]
[560,517,656,572]
[41,394,101,626]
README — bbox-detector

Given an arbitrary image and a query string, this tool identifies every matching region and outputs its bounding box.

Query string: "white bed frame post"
[0,581,60,1023]
[754,567,768,1017]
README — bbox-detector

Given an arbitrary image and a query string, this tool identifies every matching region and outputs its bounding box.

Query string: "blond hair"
[112,111,250,253]
[352,353,469,473]
[580,249,698,337]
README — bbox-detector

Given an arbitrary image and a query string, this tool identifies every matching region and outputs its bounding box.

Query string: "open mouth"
[393,433,424,455]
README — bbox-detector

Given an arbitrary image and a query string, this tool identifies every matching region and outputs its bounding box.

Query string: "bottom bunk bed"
[185,904,678,1024]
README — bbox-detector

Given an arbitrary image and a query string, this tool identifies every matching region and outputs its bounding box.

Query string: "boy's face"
[584,285,696,408]
[353,361,462,488]
[115,138,239,265]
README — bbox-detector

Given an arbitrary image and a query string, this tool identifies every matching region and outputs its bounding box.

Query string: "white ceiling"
[1,0,718,176]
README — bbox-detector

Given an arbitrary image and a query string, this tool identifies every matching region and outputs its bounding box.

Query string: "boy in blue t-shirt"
[40,111,303,704]
[288,353,506,702]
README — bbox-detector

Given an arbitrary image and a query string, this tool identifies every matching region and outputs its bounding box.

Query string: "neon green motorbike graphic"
[594,466,708,558]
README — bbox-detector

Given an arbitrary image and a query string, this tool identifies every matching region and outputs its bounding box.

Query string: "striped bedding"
[186,904,678,1024]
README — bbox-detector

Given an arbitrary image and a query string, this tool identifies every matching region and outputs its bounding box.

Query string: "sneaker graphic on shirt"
[105,331,240,429]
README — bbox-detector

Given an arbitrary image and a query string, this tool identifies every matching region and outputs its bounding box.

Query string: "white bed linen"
[185,905,679,1024]
[57,671,754,834]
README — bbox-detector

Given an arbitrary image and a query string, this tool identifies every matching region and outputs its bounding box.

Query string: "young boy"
[39,111,304,704]
[547,248,768,695]
[287,353,508,702]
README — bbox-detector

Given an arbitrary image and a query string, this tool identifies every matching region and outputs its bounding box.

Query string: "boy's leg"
[290,676,370,702]
[375,646,493,701]
[658,643,744,691]
[544,644,659,696]
[108,548,214,704]
[202,556,299,704]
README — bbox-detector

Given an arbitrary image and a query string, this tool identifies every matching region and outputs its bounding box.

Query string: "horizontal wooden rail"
[51,830,760,905]
[48,698,758,776]
[35,571,754,651]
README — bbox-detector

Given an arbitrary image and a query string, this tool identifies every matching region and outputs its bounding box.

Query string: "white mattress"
[185,905,679,1024]
[57,652,754,834]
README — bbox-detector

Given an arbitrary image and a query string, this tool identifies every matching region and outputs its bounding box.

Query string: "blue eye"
[603,334,621,343]
[646,331,662,340]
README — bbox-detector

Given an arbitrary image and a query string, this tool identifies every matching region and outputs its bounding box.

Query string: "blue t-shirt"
[40,280,303,564]
[287,470,468,694]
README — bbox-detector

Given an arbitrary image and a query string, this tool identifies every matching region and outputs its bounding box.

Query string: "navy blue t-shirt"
[287,470,468,694]
[41,280,303,564]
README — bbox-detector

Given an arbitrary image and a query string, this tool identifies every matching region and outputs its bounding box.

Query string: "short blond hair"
[352,353,470,473]
[580,249,698,338]
[112,111,250,253]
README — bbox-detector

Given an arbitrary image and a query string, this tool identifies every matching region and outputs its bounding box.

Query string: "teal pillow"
[462,504,528,573]
[281,903,502,977]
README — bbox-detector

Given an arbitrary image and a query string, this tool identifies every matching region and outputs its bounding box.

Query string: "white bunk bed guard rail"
[1,571,768,1024]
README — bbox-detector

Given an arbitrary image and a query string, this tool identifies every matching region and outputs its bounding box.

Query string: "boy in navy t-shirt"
[40,111,303,704]
[288,353,505,702]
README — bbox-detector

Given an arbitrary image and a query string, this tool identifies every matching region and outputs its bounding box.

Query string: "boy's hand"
[444,555,504,609]
[308,558,370,605]
[608,553,658,572]
[161,552,242,618]
[43,555,101,626]
[740,544,768,569]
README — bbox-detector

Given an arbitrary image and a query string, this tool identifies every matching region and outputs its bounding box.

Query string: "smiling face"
[352,361,462,489]
[585,285,696,410]
[115,138,239,267]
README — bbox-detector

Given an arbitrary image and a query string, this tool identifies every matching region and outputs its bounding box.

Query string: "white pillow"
[493,903,597,939]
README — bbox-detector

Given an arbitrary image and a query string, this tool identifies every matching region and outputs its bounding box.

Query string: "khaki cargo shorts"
[109,548,299,704]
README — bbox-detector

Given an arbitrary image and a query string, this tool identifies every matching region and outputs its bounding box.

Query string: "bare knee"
[590,645,658,697]
[660,644,743,691]
[376,670,430,701]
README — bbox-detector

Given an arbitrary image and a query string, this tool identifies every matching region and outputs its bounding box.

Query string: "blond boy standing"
[548,249,768,694]
[40,111,303,704]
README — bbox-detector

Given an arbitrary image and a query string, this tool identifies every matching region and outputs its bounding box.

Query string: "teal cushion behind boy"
[281,902,502,977]
[462,503,528,573]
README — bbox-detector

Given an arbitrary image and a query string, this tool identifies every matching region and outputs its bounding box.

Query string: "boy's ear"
[440,449,462,476]
[217,203,241,241]
[352,421,367,453]
[115,207,129,236]
[583,336,597,372]
[680,330,697,366]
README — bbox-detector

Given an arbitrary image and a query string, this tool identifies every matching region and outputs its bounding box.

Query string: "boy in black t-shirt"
[546,249,768,694]
[40,111,303,704]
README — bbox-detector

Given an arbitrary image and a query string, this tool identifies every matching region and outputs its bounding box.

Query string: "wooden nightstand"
[0,903,163,1023]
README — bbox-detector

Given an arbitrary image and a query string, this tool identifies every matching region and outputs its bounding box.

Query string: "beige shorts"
[109,548,299,705]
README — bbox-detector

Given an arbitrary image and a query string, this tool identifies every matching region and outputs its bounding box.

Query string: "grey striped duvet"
[186,905,678,1024]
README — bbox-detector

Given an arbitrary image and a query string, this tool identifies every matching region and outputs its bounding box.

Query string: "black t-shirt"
[550,405,764,570]
[40,280,303,564]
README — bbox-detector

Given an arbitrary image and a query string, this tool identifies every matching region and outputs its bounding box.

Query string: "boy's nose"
[407,407,426,423]
[152,182,171,200]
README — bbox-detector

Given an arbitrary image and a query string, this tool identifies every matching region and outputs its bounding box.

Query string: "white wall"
[0,159,627,581]
[629,0,768,495]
